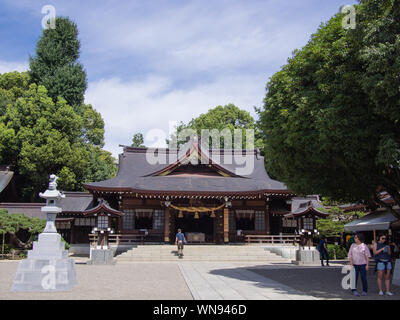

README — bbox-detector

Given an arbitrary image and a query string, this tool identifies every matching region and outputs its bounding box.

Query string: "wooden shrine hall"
[50,136,328,244]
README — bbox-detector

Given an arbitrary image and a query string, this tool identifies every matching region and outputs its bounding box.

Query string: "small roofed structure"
[283,196,329,235]
[344,208,399,232]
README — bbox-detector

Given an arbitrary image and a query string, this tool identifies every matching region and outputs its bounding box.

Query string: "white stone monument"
[11,175,77,292]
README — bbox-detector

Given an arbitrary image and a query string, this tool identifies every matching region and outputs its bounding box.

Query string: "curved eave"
[83,203,123,217]
[284,207,329,218]
[83,184,293,198]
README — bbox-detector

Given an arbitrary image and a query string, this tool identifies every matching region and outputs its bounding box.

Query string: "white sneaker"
[386,291,393,296]
[379,291,384,296]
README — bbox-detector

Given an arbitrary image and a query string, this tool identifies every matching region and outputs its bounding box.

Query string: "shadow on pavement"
[209,265,400,300]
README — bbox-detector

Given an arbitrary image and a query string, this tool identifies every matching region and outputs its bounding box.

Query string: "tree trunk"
[1,232,4,257]
[8,232,28,249]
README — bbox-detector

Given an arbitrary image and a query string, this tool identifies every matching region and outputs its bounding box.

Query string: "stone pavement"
[0,260,192,300]
[1,259,398,300]
[178,262,318,300]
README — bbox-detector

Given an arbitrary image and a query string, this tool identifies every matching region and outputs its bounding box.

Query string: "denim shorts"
[377,261,392,271]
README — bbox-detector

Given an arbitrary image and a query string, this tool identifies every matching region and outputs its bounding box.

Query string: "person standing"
[318,235,329,266]
[175,229,186,257]
[348,233,371,296]
[373,234,393,296]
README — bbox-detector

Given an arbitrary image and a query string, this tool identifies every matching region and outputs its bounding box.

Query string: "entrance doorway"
[174,213,214,243]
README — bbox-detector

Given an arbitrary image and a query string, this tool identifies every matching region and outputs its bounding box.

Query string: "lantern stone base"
[292,247,320,265]
[87,248,116,265]
[11,233,77,292]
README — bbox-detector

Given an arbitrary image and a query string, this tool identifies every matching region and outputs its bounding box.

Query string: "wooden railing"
[244,234,300,245]
[89,234,146,245]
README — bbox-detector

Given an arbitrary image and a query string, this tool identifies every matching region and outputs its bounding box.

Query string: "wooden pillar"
[70,224,75,244]
[373,230,376,243]
[265,205,270,235]
[223,207,229,243]
[118,216,122,233]
[164,207,170,243]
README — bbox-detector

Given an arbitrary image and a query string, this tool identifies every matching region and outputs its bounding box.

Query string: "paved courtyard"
[0,259,399,300]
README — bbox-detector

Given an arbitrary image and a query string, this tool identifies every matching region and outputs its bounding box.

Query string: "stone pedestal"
[87,248,116,265]
[11,233,77,292]
[292,247,320,265]
[392,259,400,286]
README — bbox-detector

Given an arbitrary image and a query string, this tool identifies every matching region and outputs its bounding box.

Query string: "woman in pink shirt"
[348,233,371,296]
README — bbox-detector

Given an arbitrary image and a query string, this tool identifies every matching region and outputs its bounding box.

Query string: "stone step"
[117,256,288,261]
[115,245,291,262]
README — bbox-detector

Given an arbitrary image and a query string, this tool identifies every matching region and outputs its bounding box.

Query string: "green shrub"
[61,236,70,250]
[326,244,348,259]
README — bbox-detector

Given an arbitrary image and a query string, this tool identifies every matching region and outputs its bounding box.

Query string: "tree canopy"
[257,0,400,217]
[0,209,45,249]
[0,72,115,200]
[131,133,145,148]
[171,104,263,149]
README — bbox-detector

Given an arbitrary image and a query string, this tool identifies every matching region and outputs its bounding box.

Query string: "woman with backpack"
[373,234,393,296]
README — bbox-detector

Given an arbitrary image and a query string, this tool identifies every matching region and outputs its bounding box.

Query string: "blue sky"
[0,0,357,157]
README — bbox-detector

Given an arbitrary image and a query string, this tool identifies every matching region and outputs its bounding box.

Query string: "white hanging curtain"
[235,210,254,220]
[135,209,154,218]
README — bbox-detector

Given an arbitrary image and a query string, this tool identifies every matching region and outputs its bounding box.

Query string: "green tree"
[257,0,400,217]
[0,72,116,200]
[316,207,366,237]
[29,17,86,111]
[0,209,45,251]
[131,133,145,148]
[171,104,263,149]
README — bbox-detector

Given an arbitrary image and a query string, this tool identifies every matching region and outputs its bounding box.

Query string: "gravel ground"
[0,260,193,300]
[250,265,400,300]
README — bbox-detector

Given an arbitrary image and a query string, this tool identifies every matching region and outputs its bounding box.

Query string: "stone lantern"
[11,175,77,292]
[39,174,65,233]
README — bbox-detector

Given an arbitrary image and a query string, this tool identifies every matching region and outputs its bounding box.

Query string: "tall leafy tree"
[257,0,400,217]
[29,17,86,111]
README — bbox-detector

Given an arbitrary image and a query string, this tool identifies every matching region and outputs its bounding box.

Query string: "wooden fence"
[244,234,300,245]
[89,234,146,245]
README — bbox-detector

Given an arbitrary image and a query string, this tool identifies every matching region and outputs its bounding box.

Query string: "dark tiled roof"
[285,196,329,218]
[58,191,93,213]
[84,137,289,193]
[84,143,288,195]
[0,192,94,218]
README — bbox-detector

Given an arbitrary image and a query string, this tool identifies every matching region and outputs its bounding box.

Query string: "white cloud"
[0,60,28,74]
[85,73,267,158]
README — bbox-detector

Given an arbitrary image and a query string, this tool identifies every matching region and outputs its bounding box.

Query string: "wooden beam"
[223,207,229,243]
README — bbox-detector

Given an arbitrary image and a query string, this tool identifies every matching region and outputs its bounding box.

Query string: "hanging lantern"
[178,210,183,218]
[210,210,215,218]
[194,212,199,219]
